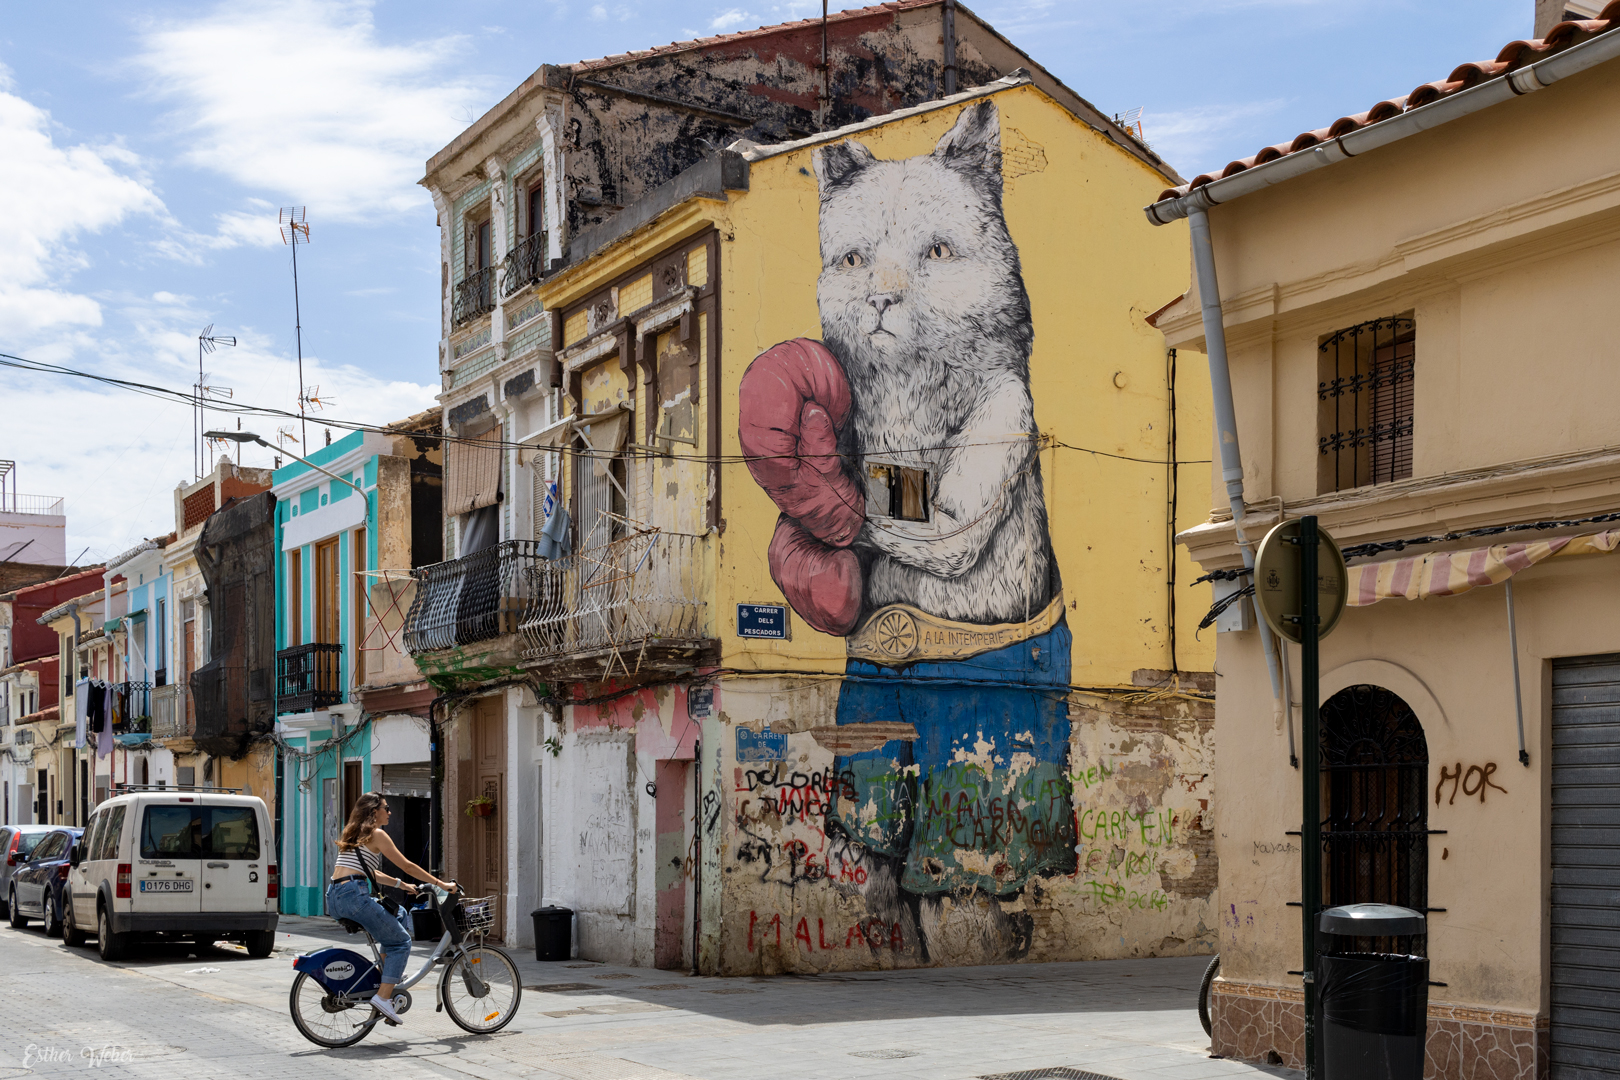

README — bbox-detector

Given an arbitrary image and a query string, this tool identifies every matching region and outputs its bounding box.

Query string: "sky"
[2,0,1532,565]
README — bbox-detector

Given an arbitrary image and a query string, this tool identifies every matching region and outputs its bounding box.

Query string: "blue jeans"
[326,877,413,984]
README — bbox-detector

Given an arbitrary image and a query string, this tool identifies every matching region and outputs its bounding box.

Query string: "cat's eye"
[841,251,864,268]
[926,242,953,260]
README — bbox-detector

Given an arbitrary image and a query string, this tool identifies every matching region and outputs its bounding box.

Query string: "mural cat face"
[813,99,1033,379]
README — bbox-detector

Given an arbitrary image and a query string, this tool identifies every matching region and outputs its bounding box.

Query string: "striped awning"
[1346,530,1620,606]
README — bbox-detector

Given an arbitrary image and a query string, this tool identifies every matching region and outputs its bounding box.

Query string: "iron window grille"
[1319,684,1430,955]
[501,231,548,298]
[453,267,496,327]
[1318,315,1414,493]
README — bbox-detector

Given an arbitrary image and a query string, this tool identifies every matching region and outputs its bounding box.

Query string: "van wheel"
[245,930,275,958]
[62,901,87,947]
[7,888,27,929]
[97,907,127,961]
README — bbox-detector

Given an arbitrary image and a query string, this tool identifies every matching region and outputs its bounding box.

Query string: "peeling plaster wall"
[710,677,1216,975]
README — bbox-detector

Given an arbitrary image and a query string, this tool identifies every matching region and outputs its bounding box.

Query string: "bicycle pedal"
[382,1017,401,1027]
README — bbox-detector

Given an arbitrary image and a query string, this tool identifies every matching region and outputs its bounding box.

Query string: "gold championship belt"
[846,593,1065,666]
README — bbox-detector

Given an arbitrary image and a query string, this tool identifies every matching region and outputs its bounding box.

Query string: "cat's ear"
[933,100,1002,178]
[813,140,877,195]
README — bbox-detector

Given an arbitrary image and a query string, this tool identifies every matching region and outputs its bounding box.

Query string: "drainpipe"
[1187,208,1287,736]
[941,0,958,97]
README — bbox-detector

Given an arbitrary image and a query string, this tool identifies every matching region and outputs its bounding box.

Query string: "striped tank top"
[334,844,382,877]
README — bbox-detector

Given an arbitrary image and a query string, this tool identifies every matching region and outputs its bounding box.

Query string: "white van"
[65,787,279,960]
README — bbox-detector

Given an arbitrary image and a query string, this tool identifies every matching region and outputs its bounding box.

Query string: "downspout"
[1187,208,1287,738]
[941,0,958,97]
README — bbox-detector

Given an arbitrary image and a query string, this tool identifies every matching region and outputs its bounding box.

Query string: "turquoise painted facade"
[271,430,387,916]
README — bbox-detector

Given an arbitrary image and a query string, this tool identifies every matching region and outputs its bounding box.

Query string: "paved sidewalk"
[0,915,1300,1080]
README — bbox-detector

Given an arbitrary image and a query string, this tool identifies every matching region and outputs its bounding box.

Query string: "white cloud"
[1141,100,1290,177]
[709,8,757,31]
[134,0,490,222]
[6,314,438,564]
[0,70,165,338]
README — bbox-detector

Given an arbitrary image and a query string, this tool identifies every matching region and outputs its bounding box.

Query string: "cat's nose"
[867,293,900,315]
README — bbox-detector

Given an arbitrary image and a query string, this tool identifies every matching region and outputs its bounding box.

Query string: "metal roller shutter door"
[1552,654,1620,1078]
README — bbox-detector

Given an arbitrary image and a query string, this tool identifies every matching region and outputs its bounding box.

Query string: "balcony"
[452,267,496,327]
[405,533,715,681]
[501,232,549,298]
[111,681,151,734]
[151,684,184,739]
[276,642,344,713]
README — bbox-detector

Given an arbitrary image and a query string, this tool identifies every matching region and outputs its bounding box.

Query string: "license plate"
[139,879,193,893]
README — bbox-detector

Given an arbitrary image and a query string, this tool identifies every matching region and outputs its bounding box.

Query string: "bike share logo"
[323,960,356,981]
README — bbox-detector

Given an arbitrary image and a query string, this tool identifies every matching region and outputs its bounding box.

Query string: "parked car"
[64,790,278,960]
[0,825,56,901]
[8,827,84,936]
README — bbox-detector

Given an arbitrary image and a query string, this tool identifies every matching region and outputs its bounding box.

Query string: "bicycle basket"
[455,895,496,936]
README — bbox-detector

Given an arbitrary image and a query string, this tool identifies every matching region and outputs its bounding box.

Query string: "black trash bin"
[1316,904,1428,1080]
[410,904,443,942]
[531,906,573,961]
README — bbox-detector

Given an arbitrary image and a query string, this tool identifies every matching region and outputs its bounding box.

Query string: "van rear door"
[134,802,201,917]
[199,802,267,915]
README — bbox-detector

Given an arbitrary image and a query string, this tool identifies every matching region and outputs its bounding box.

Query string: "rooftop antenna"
[197,325,237,478]
[1115,107,1146,144]
[280,206,311,452]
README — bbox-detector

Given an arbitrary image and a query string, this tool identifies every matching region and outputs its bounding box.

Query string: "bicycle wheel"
[289,971,373,1048]
[1197,953,1220,1037]
[440,944,522,1034]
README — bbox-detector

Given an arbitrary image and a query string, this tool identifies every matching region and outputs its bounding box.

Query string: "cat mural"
[739,100,1075,954]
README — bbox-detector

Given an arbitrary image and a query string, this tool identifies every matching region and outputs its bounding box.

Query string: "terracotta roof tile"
[571,1,937,72]
[1156,3,1620,204]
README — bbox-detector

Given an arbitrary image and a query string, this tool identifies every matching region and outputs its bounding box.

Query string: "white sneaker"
[369,994,404,1025]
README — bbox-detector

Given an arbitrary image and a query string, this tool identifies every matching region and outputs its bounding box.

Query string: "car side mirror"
[70,846,82,868]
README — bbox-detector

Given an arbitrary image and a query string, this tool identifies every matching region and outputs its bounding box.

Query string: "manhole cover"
[524,983,600,992]
[980,1070,1123,1080]
[851,1049,919,1059]
[592,972,635,980]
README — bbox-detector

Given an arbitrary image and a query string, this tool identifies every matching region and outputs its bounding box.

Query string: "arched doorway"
[1319,685,1429,947]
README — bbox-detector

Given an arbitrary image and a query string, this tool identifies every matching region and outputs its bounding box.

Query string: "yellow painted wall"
[715,84,1211,686]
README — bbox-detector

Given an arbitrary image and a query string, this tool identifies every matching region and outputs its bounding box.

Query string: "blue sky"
[3,0,1531,563]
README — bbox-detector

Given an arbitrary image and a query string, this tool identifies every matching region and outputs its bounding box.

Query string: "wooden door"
[183,606,196,727]
[472,698,506,940]
[314,538,340,645]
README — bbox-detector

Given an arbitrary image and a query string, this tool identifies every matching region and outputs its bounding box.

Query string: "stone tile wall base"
[1211,981,1548,1080]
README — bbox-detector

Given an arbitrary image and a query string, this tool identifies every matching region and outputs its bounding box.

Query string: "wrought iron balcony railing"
[151,684,184,739]
[520,531,708,666]
[276,642,344,713]
[452,267,496,327]
[501,232,548,298]
[403,533,711,672]
[404,540,534,653]
[111,681,152,733]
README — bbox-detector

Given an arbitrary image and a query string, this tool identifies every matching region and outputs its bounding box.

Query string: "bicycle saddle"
[336,918,365,935]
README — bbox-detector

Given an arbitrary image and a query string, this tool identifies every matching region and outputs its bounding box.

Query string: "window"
[94,805,125,862]
[141,805,200,859]
[154,598,167,679]
[84,810,104,864]
[31,832,67,861]
[475,219,492,271]
[1317,315,1414,493]
[177,766,196,789]
[865,463,932,523]
[352,528,367,685]
[1320,685,1429,950]
[528,181,545,239]
[201,807,259,859]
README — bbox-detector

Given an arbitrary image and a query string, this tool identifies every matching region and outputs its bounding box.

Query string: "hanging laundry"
[99,685,117,760]
[74,679,92,747]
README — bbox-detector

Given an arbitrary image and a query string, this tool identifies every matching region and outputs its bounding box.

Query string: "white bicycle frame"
[343,887,487,1016]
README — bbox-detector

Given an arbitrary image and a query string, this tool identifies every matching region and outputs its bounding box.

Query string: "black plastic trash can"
[1317,904,1428,1080]
[532,906,573,961]
[411,905,443,942]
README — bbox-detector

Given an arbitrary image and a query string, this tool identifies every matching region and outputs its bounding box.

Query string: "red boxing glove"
[769,517,862,636]
[739,338,863,547]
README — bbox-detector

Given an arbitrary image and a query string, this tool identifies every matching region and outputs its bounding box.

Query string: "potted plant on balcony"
[465,795,496,818]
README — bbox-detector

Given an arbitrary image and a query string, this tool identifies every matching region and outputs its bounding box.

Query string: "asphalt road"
[0,916,1297,1080]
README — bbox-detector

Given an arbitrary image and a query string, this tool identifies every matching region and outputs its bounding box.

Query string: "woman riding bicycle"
[328,792,453,1025]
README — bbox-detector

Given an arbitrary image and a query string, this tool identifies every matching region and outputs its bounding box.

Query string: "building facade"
[1150,10,1620,1078]
[407,73,1217,970]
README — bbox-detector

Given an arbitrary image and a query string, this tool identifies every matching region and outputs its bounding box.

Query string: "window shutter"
[444,433,503,516]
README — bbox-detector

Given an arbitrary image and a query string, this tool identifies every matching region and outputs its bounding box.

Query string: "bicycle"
[289,882,523,1047]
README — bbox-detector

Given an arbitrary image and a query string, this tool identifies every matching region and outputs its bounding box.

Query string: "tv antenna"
[197,325,237,478]
[280,206,311,451]
[1114,107,1146,144]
